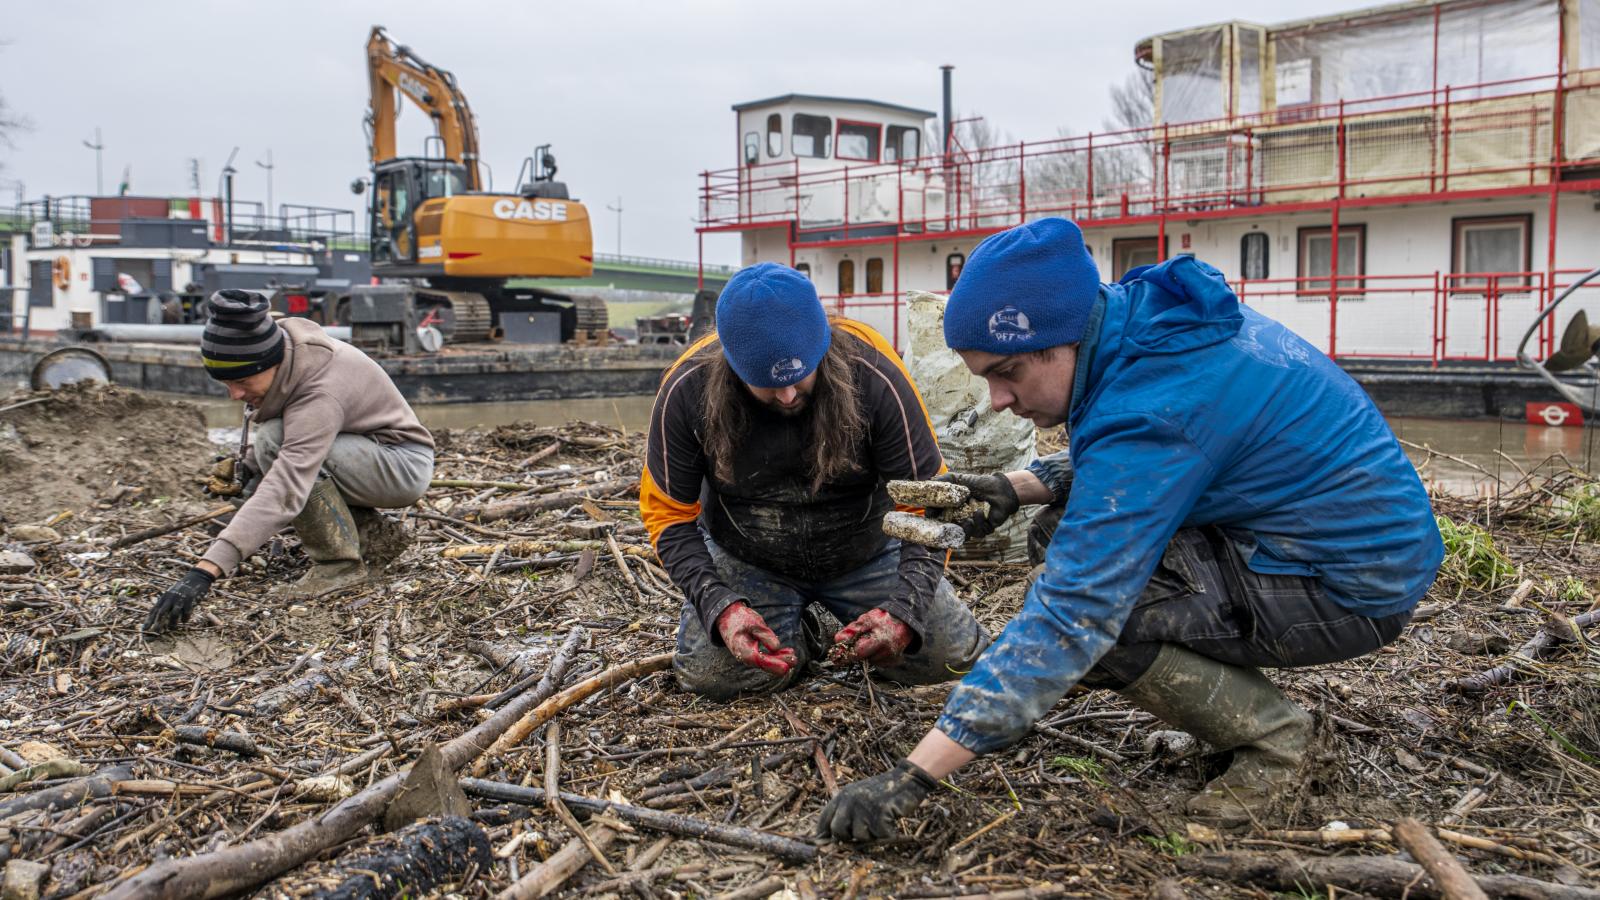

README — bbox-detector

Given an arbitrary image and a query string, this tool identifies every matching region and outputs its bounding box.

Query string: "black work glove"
[237,464,263,503]
[815,758,937,842]
[143,568,215,634]
[934,472,1021,540]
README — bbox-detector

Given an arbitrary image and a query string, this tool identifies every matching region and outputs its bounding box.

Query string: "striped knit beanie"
[201,290,285,381]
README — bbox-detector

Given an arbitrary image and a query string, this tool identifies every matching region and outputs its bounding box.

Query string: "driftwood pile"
[0,417,1598,898]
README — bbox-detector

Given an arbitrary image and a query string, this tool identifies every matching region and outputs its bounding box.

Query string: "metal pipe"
[1516,265,1600,412]
[941,65,954,167]
[224,169,234,247]
[79,323,351,344]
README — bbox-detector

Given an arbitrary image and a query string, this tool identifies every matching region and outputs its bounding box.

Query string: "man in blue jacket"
[817,218,1443,839]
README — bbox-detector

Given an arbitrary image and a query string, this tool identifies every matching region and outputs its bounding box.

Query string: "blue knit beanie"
[944,218,1101,354]
[715,262,831,388]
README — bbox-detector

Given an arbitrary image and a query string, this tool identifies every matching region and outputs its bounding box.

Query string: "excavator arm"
[365,26,482,190]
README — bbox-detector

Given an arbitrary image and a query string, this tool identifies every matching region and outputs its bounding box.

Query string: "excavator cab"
[369,157,470,267]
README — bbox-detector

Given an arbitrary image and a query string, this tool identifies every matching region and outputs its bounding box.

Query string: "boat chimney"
[941,64,954,165]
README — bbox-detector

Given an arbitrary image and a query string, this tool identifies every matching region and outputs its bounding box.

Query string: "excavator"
[349,26,607,347]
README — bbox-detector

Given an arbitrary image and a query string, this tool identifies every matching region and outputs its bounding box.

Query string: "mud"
[0,383,212,525]
[2,413,1598,898]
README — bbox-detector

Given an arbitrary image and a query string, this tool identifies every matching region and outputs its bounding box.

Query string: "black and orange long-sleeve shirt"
[642,319,947,642]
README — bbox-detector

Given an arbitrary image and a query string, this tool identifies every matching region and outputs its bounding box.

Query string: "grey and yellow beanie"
[201,290,285,381]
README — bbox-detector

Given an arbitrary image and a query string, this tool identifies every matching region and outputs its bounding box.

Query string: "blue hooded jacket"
[935,255,1443,754]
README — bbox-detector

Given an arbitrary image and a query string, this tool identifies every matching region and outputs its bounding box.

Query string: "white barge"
[696,0,1600,418]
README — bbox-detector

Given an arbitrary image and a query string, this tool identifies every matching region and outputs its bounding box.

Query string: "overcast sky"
[0,1,1358,265]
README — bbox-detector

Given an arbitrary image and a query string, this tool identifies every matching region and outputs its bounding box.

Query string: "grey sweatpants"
[253,418,434,509]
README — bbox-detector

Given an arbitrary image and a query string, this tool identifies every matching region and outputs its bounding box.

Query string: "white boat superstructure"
[697,0,1600,365]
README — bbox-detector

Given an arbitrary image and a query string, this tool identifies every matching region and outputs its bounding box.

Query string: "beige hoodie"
[202,319,432,573]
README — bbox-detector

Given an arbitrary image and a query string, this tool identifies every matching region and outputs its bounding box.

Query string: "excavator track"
[418,290,496,344]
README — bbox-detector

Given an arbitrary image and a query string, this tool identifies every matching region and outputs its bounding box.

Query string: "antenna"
[82,127,105,196]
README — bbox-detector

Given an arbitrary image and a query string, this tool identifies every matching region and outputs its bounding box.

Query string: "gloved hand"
[815,758,938,842]
[934,472,1020,540]
[202,456,242,498]
[204,457,263,503]
[143,568,215,634]
[831,608,912,666]
[715,602,798,677]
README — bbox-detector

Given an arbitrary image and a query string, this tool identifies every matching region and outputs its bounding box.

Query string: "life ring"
[52,256,71,291]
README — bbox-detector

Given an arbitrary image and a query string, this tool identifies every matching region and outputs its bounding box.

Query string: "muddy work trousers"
[252,418,434,509]
[1026,510,1414,689]
[674,535,991,700]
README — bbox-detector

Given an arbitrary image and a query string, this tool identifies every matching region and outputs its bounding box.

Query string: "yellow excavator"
[350,26,607,346]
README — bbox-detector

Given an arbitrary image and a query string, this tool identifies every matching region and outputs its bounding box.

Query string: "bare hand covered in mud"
[143,567,215,634]
[715,602,797,676]
[831,608,912,666]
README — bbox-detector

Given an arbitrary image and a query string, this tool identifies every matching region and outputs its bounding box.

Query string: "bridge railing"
[593,252,736,279]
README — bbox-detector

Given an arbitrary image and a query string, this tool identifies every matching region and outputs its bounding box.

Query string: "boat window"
[1585,0,1600,72]
[1237,26,1263,117]
[885,126,921,164]
[945,253,965,290]
[766,114,783,158]
[1267,1,1555,114]
[1158,27,1224,123]
[1437,0,1556,101]
[793,114,833,159]
[1240,232,1269,280]
[1452,215,1531,289]
[865,258,884,294]
[744,132,760,166]
[838,259,855,297]
[836,121,881,163]
[1297,225,1365,295]
[1112,237,1160,280]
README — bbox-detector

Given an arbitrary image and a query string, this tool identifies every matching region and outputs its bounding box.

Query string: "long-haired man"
[642,263,989,698]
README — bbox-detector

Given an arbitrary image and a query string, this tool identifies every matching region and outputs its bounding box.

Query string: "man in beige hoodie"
[144,290,435,633]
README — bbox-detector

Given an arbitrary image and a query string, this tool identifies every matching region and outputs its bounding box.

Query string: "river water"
[167,392,1599,497]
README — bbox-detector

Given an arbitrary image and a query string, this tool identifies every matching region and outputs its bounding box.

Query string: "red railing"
[812,269,1600,366]
[698,73,1600,237]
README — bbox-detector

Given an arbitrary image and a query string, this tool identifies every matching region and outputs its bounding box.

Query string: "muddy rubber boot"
[1116,644,1312,829]
[350,506,411,571]
[273,478,367,598]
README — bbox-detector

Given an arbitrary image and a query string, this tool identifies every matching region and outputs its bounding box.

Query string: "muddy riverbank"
[1,387,1597,897]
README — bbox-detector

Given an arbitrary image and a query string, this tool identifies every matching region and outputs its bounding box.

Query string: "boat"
[695,0,1600,420]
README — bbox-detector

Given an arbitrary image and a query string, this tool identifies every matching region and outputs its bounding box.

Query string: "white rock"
[0,550,35,575]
